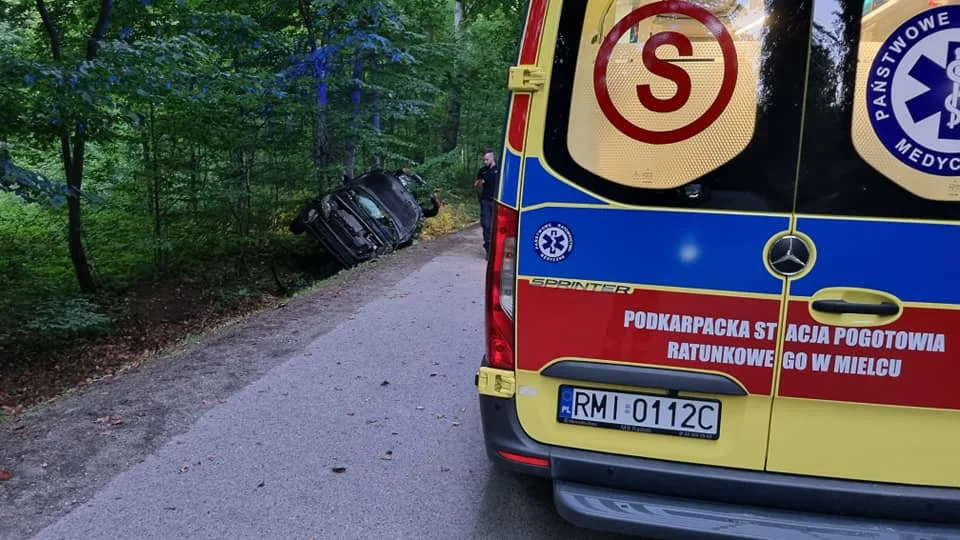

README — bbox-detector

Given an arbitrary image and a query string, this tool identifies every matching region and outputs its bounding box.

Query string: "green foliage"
[20,296,114,334]
[0,0,523,346]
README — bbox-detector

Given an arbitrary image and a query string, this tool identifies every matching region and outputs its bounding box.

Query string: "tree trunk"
[298,0,330,191]
[344,55,365,178]
[37,0,112,294]
[242,150,253,238]
[65,135,96,294]
[149,103,164,272]
[189,145,199,214]
[442,1,465,152]
[371,59,383,168]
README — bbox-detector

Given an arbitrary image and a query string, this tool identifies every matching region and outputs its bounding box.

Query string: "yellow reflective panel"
[852,0,960,200]
[567,0,765,189]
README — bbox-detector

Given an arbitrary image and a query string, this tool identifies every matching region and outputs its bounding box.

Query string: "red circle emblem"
[593,0,739,145]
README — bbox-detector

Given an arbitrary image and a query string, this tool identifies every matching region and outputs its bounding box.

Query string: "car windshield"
[351,190,399,242]
[351,171,421,231]
[355,193,386,220]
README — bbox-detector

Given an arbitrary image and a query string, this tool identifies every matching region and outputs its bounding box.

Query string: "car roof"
[348,170,421,232]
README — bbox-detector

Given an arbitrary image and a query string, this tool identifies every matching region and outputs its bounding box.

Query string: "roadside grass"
[0,202,477,418]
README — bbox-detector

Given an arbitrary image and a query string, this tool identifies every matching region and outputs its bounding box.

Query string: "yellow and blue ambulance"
[476,0,960,537]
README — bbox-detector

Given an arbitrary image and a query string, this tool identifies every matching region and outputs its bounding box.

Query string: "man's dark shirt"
[478,164,499,201]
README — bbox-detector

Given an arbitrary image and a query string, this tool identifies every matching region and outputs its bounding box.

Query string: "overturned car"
[289,168,442,268]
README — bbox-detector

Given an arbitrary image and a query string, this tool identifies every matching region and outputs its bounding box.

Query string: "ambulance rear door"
[510,0,810,470]
[765,0,960,488]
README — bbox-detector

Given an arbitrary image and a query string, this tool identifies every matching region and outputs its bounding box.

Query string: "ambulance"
[476,0,960,537]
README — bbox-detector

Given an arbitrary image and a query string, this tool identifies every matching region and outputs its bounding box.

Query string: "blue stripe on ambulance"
[518,206,788,295]
[519,158,606,207]
[499,150,522,208]
[793,216,960,304]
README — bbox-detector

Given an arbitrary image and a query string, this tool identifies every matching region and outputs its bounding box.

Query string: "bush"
[0,295,116,346]
[420,203,476,240]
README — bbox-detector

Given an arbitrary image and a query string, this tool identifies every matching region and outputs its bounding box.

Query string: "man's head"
[482,148,496,168]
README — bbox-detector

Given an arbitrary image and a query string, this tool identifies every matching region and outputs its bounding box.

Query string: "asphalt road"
[3,227,628,540]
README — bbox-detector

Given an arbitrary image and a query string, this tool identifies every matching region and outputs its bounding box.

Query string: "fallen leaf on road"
[94,415,124,426]
[331,466,347,473]
[452,422,461,427]
[366,419,378,424]
[381,380,390,386]
[380,451,393,461]
[0,470,11,481]
[440,466,450,473]
[257,480,265,488]
[346,412,356,416]
[415,406,424,411]
[179,464,190,473]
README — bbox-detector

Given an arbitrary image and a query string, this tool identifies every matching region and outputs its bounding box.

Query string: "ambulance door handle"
[810,299,900,316]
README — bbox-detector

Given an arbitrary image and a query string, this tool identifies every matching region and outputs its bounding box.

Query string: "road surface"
[1,226,629,540]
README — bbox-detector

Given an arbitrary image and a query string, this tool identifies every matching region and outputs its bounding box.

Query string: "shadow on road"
[471,465,637,540]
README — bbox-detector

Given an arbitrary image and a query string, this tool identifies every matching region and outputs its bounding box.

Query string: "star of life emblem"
[866,6,960,176]
[944,48,960,130]
[534,222,574,263]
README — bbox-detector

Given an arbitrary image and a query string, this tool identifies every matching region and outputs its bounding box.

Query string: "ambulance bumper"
[478,392,960,539]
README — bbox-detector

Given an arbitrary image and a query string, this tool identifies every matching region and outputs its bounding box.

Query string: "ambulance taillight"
[486,202,518,370]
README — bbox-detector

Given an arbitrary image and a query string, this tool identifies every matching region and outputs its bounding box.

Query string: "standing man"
[474,148,499,255]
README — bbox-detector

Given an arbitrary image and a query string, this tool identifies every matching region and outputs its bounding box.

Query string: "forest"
[0,0,525,411]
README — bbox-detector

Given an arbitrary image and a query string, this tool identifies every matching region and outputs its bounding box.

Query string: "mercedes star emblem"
[767,235,811,276]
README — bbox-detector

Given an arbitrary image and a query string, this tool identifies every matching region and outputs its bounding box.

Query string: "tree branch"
[297,0,318,53]
[86,0,113,60]
[35,0,62,61]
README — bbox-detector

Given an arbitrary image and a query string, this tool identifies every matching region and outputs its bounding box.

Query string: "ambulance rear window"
[542,0,808,211]
[543,0,960,220]
[795,0,960,221]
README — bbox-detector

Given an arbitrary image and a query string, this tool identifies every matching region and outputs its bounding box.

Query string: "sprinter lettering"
[623,310,752,339]
[529,277,631,294]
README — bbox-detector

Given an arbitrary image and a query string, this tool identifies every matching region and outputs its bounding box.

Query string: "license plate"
[556,385,721,440]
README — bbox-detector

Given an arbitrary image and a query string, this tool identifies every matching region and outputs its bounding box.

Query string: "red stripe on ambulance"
[777,300,958,410]
[516,280,779,395]
[508,94,531,152]
[518,0,548,65]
